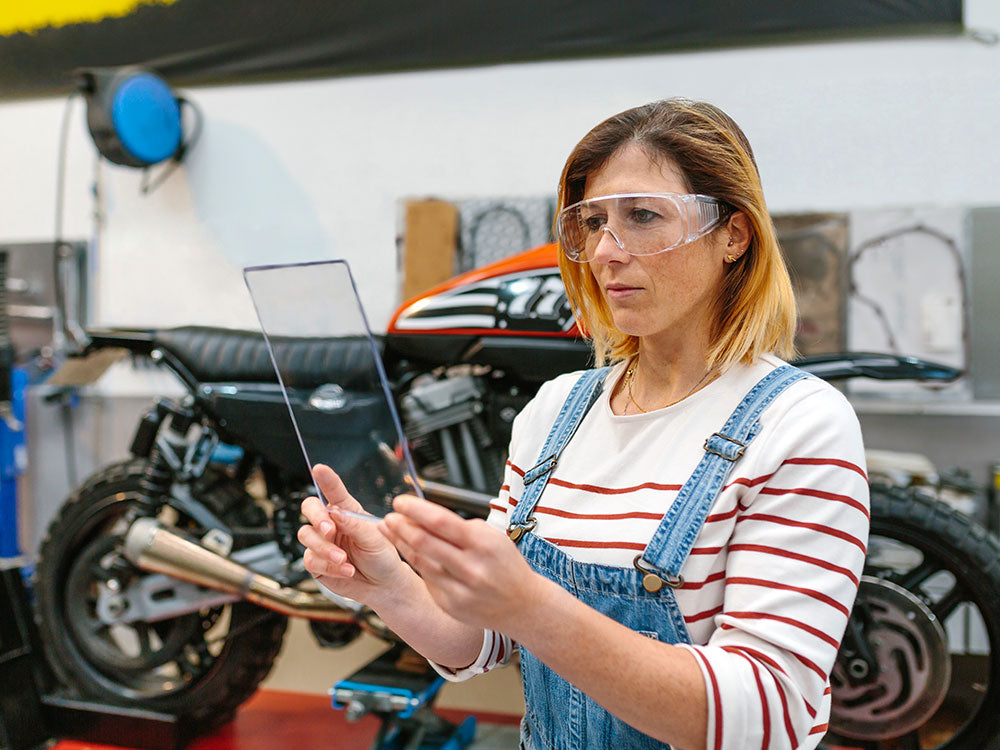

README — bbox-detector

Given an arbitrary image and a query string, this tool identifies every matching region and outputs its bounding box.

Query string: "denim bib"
[508,365,809,750]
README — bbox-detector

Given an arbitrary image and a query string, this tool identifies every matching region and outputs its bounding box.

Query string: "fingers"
[296,521,347,566]
[380,511,485,583]
[328,506,389,551]
[390,494,478,550]
[312,464,363,512]
[299,499,387,572]
[300,494,335,531]
[303,547,356,580]
[300,495,359,553]
[383,495,504,579]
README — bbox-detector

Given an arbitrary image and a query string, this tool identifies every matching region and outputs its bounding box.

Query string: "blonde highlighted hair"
[557,98,797,370]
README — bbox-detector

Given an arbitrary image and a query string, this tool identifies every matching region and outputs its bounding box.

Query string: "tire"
[33,458,288,732]
[825,483,1000,749]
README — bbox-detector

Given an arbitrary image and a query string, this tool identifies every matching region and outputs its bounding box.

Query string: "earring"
[726,254,736,263]
[727,238,735,247]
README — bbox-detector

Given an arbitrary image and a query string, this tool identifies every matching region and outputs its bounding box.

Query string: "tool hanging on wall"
[77,65,203,193]
[51,66,203,348]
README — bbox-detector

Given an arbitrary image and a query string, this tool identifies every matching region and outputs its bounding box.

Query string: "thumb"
[312,463,365,514]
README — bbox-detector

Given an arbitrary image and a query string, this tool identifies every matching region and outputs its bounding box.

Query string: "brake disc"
[830,575,951,740]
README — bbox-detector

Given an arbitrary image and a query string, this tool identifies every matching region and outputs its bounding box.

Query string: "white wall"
[2,0,998,333]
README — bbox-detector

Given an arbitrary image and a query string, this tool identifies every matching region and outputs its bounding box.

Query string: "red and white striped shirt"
[436,354,869,750]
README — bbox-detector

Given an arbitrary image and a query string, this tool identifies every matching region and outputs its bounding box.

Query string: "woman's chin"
[609,315,659,339]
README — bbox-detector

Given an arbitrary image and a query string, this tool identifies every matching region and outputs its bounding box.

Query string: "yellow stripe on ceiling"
[1,0,178,36]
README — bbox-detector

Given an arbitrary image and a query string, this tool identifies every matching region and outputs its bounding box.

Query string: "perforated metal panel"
[456,198,554,271]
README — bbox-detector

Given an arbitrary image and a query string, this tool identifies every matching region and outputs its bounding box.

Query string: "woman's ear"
[723,211,751,263]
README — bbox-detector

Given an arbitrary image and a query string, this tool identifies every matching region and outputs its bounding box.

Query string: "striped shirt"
[435,354,869,750]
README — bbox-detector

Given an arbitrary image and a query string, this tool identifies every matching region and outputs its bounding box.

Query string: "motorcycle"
[32,243,1000,748]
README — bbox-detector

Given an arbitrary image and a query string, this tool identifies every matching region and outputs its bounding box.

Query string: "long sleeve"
[680,386,869,750]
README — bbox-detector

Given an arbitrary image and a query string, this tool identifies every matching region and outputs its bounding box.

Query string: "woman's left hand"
[378,495,545,634]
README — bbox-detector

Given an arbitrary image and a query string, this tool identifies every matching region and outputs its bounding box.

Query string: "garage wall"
[1,0,998,335]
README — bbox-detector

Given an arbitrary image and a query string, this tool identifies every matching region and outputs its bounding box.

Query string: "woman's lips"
[605,284,642,300]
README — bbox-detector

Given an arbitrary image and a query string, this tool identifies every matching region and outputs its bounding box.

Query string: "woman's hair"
[556,98,797,369]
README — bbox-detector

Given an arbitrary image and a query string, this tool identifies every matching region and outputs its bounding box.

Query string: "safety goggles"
[557,192,728,263]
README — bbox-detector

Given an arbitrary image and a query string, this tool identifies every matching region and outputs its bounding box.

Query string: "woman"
[299,99,869,750]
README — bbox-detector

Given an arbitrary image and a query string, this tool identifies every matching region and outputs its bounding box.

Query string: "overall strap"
[507,367,611,542]
[636,365,811,588]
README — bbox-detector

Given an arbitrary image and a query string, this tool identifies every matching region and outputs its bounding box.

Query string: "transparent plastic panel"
[243,260,421,519]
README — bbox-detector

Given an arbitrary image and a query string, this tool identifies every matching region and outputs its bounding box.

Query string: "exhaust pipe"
[123,517,390,636]
[417,477,494,517]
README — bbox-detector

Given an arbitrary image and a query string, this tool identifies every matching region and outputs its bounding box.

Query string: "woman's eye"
[629,208,659,224]
[582,215,606,233]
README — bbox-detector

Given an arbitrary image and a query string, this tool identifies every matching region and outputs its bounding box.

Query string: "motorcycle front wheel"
[826,483,1000,749]
[33,459,288,732]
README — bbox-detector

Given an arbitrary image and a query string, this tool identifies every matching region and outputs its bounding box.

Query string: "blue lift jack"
[331,642,476,750]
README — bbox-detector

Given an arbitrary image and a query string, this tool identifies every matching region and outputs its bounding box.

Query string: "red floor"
[52,689,520,750]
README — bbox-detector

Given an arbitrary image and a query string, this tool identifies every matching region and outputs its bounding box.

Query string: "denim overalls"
[507,364,809,750]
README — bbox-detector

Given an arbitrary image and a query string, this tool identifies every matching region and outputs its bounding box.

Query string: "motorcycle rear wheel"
[825,483,1000,749]
[33,459,288,732]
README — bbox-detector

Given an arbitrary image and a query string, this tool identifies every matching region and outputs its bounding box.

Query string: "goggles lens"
[557,193,726,262]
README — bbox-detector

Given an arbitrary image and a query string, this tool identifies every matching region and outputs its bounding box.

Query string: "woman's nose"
[591,226,628,263]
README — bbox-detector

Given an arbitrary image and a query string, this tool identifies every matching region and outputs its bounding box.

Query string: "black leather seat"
[151,327,383,389]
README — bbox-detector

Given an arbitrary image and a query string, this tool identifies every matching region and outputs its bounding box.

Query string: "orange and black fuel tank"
[386,244,591,383]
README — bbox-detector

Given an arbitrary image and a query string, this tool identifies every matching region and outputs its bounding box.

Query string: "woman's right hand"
[298,464,408,605]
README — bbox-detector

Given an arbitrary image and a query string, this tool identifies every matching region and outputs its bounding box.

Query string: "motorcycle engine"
[401,372,511,494]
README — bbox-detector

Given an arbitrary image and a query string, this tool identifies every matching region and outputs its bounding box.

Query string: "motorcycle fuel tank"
[387,244,591,381]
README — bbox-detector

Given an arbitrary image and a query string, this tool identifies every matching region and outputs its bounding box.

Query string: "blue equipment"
[331,643,476,750]
[0,368,26,559]
[80,66,184,168]
[0,249,25,560]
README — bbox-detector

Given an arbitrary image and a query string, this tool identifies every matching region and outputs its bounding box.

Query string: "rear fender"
[793,352,962,382]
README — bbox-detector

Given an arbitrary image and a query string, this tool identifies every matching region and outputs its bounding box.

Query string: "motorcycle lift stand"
[1,559,200,750]
[331,642,476,750]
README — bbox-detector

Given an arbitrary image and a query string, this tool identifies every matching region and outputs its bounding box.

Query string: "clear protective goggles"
[557,192,729,263]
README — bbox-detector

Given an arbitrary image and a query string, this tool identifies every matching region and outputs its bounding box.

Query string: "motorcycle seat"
[150,326,384,389]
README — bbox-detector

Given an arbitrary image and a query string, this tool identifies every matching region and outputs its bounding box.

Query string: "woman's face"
[583,144,730,349]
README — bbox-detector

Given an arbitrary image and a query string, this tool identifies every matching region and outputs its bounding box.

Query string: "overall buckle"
[507,517,537,542]
[523,455,558,485]
[703,432,747,462]
[633,555,684,593]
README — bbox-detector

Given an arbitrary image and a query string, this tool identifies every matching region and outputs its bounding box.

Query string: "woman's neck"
[613,330,717,415]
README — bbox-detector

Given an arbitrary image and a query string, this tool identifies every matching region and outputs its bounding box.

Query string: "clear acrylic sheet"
[243,260,422,519]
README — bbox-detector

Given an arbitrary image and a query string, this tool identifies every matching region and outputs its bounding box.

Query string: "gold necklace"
[623,358,718,414]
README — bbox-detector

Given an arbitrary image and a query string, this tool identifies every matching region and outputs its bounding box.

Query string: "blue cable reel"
[80,66,187,168]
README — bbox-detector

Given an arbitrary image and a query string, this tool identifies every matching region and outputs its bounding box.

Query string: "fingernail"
[320,521,333,536]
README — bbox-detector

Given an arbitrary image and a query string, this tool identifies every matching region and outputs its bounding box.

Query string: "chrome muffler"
[123,517,389,635]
